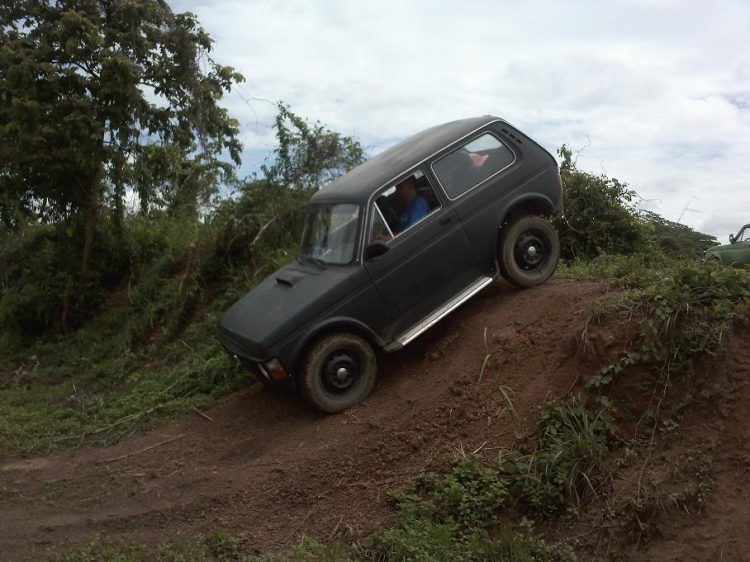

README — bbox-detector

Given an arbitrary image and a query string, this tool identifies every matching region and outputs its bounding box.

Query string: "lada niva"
[218,116,563,413]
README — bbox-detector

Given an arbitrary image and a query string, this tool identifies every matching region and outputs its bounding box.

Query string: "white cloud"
[175,0,750,242]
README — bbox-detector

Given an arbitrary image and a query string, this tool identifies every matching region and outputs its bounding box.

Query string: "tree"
[213,104,368,272]
[639,210,717,260]
[0,0,243,278]
[260,103,366,191]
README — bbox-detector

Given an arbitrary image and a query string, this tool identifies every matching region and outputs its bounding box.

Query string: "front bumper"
[217,336,295,387]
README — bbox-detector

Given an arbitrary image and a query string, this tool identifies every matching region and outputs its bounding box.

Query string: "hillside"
[2,276,749,561]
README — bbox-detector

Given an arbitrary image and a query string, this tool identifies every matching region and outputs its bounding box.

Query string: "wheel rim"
[513,228,551,272]
[321,349,361,395]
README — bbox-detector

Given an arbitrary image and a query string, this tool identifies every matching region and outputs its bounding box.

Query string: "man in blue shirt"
[393,176,430,233]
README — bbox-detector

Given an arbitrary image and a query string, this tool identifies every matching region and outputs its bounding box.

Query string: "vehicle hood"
[706,243,732,253]
[218,261,363,357]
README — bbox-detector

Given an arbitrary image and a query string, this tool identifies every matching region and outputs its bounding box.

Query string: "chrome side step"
[386,276,494,351]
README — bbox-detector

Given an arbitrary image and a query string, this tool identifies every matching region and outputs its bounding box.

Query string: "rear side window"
[432,133,515,199]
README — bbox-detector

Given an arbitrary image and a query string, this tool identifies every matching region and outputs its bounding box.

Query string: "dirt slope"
[0,279,606,560]
[3,277,749,562]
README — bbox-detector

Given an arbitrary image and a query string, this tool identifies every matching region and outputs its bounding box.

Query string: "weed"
[508,396,616,518]
[579,261,750,391]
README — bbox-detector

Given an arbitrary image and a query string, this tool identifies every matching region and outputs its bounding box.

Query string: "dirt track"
[1,279,608,560]
[2,277,749,561]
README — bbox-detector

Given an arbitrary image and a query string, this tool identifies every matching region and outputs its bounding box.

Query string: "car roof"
[311,116,506,204]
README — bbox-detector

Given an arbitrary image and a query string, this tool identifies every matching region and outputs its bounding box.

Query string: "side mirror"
[364,240,390,260]
[729,234,736,244]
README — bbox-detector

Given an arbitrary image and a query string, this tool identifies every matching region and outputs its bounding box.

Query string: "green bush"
[0,217,132,340]
[554,145,649,260]
[557,252,680,288]
[553,146,715,263]
[583,261,750,390]
[510,397,615,517]
[361,525,576,562]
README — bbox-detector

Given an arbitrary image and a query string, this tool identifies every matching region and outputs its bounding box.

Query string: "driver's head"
[396,176,417,202]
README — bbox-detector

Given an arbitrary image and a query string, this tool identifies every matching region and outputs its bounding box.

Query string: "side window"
[432,133,515,199]
[368,170,441,243]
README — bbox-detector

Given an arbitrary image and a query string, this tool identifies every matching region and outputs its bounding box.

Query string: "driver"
[393,176,429,233]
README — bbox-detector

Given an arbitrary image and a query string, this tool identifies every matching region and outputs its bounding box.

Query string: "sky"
[174,0,750,242]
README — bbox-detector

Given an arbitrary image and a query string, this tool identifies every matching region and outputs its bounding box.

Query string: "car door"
[727,239,750,266]
[363,170,481,340]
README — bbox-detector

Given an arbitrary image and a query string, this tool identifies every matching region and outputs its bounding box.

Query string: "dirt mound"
[0,278,606,560]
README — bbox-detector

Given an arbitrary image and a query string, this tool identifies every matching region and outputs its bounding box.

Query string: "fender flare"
[492,193,557,261]
[288,316,385,375]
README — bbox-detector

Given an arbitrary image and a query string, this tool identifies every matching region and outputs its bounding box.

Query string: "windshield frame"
[734,224,750,243]
[298,202,363,266]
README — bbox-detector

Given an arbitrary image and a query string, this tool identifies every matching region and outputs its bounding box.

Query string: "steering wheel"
[382,207,398,231]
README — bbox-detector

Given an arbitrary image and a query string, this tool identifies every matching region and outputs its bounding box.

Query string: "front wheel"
[703,253,721,265]
[498,216,560,288]
[300,332,377,414]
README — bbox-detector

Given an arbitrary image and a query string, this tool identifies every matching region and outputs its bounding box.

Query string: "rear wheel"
[300,332,377,414]
[498,216,560,287]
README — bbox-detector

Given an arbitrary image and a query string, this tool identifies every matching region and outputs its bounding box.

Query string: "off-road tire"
[300,332,377,414]
[498,216,560,288]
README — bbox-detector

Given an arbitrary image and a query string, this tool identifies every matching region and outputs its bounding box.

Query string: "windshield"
[299,203,361,265]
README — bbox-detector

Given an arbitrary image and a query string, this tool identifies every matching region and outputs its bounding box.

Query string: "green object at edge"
[706,224,750,266]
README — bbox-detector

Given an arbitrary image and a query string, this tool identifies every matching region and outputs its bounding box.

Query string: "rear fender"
[492,194,557,269]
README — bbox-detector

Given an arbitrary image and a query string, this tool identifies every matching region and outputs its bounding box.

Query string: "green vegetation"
[48,532,250,562]
[1,0,243,330]
[560,256,750,391]
[49,528,575,562]
[554,145,717,261]
[639,210,718,260]
[554,145,649,259]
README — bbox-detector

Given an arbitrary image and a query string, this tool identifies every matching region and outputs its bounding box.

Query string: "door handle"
[439,216,453,226]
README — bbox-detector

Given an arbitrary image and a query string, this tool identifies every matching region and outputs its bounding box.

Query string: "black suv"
[218,116,562,413]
